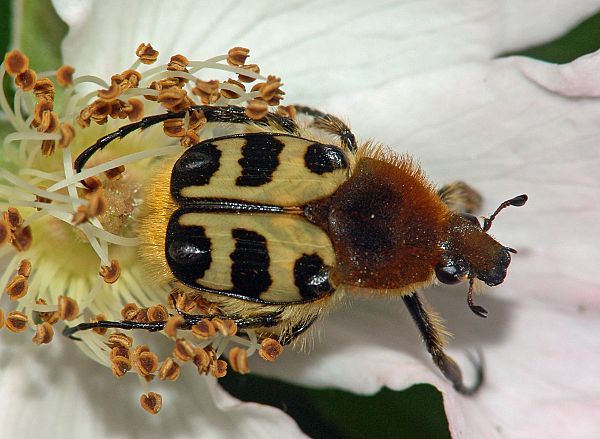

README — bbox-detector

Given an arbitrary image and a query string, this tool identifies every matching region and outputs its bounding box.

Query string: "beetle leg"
[293,105,358,152]
[62,320,166,340]
[402,292,483,395]
[437,181,482,214]
[62,312,282,340]
[279,318,317,346]
[74,105,300,174]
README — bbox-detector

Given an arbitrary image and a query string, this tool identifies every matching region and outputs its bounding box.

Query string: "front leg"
[402,292,483,395]
[437,181,482,214]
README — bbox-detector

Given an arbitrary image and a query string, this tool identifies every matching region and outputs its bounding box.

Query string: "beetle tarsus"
[293,105,358,152]
[403,292,484,395]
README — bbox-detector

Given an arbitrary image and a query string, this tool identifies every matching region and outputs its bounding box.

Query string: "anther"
[124,98,144,122]
[276,105,297,119]
[164,315,184,338]
[227,47,250,67]
[18,259,31,278]
[192,79,219,104]
[211,359,228,378]
[191,319,216,340]
[259,338,284,362]
[107,332,133,349]
[193,347,211,374]
[167,54,189,72]
[5,275,28,300]
[5,311,28,332]
[173,338,195,362]
[159,357,181,381]
[245,99,269,120]
[4,50,29,75]
[212,318,237,337]
[91,314,107,335]
[99,259,121,284]
[111,355,132,378]
[136,350,159,377]
[0,219,10,246]
[6,207,23,229]
[229,347,249,374]
[32,322,54,344]
[238,64,260,83]
[220,79,245,99]
[135,43,159,65]
[140,392,162,414]
[57,295,80,321]
[15,69,37,91]
[33,78,55,100]
[36,298,59,325]
[12,225,32,252]
[56,65,75,87]
[147,304,168,322]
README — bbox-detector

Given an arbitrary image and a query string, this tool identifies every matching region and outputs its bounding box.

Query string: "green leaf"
[220,373,451,439]
[13,0,68,70]
[507,10,600,63]
[0,1,11,54]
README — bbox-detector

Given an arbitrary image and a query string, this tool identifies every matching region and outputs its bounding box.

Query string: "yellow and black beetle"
[64,104,527,394]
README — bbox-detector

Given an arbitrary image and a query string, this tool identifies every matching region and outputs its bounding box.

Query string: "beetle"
[64,104,527,394]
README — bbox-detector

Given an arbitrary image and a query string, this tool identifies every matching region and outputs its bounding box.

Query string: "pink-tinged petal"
[0,334,305,439]
[325,54,600,310]
[251,53,600,437]
[51,0,600,104]
[516,48,600,97]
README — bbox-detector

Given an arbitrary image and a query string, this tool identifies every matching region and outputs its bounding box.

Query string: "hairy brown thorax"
[305,155,449,289]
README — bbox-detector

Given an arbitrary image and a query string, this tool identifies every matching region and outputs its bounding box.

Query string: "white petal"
[516,48,600,97]
[252,53,600,438]
[52,0,600,104]
[326,53,600,308]
[0,335,305,439]
[499,2,600,52]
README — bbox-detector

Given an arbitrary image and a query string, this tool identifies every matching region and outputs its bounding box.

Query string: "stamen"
[32,322,54,344]
[47,145,180,192]
[158,357,180,381]
[229,347,249,374]
[140,392,162,414]
[259,338,284,362]
[5,311,28,332]
[57,295,80,321]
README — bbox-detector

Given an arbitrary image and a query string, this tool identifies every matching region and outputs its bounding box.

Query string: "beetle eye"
[460,213,481,228]
[435,265,466,285]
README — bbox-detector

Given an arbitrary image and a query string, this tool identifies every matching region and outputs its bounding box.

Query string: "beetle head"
[435,195,527,317]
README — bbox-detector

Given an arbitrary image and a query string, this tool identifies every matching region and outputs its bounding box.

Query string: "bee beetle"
[65,104,527,394]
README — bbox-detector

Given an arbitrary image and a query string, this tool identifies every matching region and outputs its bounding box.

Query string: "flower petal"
[326,52,600,309]
[0,335,306,438]
[52,0,600,104]
[252,52,600,437]
[516,48,600,97]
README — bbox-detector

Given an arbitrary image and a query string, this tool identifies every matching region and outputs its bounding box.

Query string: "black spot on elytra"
[166,214,212,286]
[236,133,285,186]
[230,228,271,298]
[304,143,348,175]
[171,142,221,201]
[294,254,334,300]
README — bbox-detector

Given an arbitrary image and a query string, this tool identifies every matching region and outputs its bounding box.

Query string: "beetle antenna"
[467,276,488,318]
[482,194,528,232]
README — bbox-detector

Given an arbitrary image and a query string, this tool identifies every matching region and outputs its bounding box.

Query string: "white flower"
[0,0,598,437]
